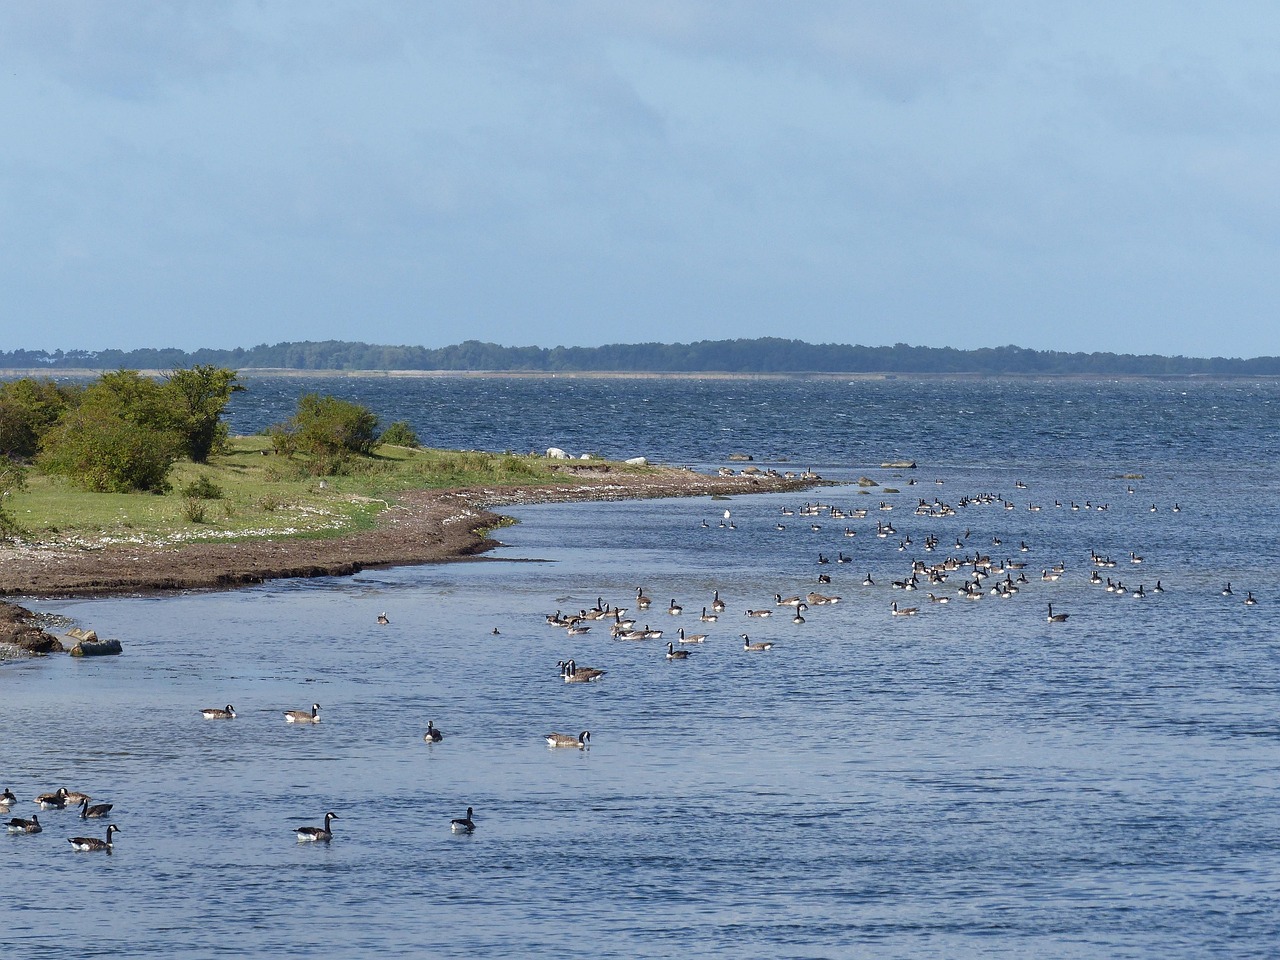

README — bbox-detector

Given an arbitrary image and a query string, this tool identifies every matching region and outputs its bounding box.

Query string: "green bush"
[181,496,207,523]
[162,366,242,463]
[0,458,26,533]
[379,420,420,448]
[270,393,379,475]
[0,378,77,459]
[37,404,181,493]
[181,475,224,499]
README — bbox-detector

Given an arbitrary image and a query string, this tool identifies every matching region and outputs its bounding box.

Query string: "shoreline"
[0,468,820,602]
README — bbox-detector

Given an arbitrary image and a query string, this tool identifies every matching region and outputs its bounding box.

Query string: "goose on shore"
[423,720,444,743]
[69,824,119,852]
[546,731,591,749]
[666,641,691,660]
[6,814,40,834]
[294,812,337,843]
[450,807,476,834]
[284,703,321,724]
[1047,604,1069,622]
[78,798,114,819]
[741,634,774,651]
[201,704,236,720]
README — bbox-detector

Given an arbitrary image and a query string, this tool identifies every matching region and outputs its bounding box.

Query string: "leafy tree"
[270,393,379,473]
[37,404,181,493]
[0,378,77,459]
[36,371,182,492]
[163,365,243,462]
[378,420,420,448]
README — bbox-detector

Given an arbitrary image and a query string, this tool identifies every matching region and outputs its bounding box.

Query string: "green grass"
[5,437,650,547]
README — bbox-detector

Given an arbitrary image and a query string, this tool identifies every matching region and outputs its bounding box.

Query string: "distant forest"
[1,339,1278,376]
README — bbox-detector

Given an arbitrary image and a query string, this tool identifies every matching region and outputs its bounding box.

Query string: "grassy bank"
[4,437,640,548]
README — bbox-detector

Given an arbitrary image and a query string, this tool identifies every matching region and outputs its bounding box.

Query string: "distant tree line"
[1,339,1278,376]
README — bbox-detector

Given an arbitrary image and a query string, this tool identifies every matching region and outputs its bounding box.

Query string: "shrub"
[270,394,379,475]
[162,366,243,463]
[379,420,420,448]
[181,476,224,499]
[0,458,26,533]
[37,404,181,493]
[0,378,77,459]
[181,496,207,523]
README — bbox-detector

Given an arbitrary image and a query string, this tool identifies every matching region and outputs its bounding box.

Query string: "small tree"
[0,378,77,459]
[37,404,181,493]
[379,420,420,448]
[0,457,25,533]
[270,393,379,474]
[163,365,243,463]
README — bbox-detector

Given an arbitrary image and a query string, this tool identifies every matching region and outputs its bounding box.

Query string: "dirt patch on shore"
[0,468,820,599]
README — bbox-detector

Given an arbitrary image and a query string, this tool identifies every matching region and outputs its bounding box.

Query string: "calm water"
[4,377,1280,958]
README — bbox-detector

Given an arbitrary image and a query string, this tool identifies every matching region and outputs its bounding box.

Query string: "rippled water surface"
[4,378,1280,958]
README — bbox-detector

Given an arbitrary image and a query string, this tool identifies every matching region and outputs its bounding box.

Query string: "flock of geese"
[536,478,1259,699]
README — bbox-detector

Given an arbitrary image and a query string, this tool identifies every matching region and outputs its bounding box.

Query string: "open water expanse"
[4,376,1280,958]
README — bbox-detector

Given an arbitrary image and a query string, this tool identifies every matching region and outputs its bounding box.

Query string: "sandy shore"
[0,467,819,601]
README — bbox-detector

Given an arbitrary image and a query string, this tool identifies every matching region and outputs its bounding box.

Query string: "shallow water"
[4,378,1280,957]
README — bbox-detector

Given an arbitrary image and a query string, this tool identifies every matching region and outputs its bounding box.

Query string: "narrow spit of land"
[0,468,818,600]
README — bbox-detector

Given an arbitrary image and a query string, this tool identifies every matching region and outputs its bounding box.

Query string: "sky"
[3,1,1280,359]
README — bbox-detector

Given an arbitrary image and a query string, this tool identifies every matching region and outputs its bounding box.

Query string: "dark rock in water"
[727,453,753,461]
[857,476,879,487]
[70,637,123,657]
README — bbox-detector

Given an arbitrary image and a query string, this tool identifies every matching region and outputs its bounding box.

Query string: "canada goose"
[642,626,664,639]
[201,704,236,720]
[741,634,773,651]
[746,609,772,618]
[711,591,726,613]
[423,720,444,743]
[817,573,832,584]
[284,703,321,724]
[890,602,918,617]
[77,797,113,820]
[1154,580,1164,593]
[377,612,390,625]
[863,573,875,586]
[1130,553,1143,564]
[561,660,606,683]
[1222,583,1233,596]
[565,623,591,636]
[676,628,706,644]
[1047,604,1069,622]
[294,812,337,842]
[668,599,683,616]
[450,807,477,833]
[666,642,691,660]
[0,788,15,807]
[69,824,119,852]
[636,587,651,610]
[791,609,805,624]
[1245,592,1258,605]
[546,731,591,749]
[6,814,40,834]
[775,594,803,607]
[34,789,68,810]
[927,593,949,603]
[699,607,718,623]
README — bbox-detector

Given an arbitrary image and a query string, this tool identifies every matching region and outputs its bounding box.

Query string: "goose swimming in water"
[890,602,918,617]
[69,824,119,852]
[294,812,337,843]
[741,634,773,651]
[201,704,236,720]
[561,660,606,683]
[1047,604,1069,623]
[6,814,40,834]
[863,573,875,586]
[676,628,706,644]
[546,731,591,749]
[668,599,683,616]
[666,641,691,660]
[1222,583,1233,596]
[0,788,16,808]
[423,720,444,743]
[711,591,726,613]
[699,608,718,623]
[450,807,477,834]
[284,703,321,724]
[34,789,69,810]
[377,612,390,625]
[746,609,772,618]
[1245,591,1258,605]
[635,587,651,610]
[78,797,113,819]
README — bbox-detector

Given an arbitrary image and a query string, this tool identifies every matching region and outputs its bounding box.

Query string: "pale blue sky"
[3,1,1279,358]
